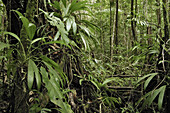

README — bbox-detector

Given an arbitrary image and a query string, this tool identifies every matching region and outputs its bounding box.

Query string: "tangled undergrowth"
[0,0,169,113]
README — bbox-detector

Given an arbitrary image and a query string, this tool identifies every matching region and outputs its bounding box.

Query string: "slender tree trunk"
[110,0,113,62]
[158,0,170,112]
[134,0,137,28]
[111,0,118,60]
[131,0,136,47]
[156,0,162,38]
[100,0,104,60]
[2,0,36,112]
[123,14,128,57]
[163,0,169,41]
[112,0,118,55]
[169,0,170,32]
[160,0,170,74]
[114,0,118,47]
[111,11,115,62]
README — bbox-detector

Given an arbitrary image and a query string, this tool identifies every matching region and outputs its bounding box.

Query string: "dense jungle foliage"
[0,0,170,113]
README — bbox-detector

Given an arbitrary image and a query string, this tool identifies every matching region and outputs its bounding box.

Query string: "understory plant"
[1,8,73,112]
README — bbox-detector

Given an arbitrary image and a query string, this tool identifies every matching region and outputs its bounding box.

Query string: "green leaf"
[71,0,77,6]
[3,32,26,59]
[79,25,90,37]
[43,61,63,87]
[70,1,87,13]
[20,16,29,28]
[54,31,60,41]
[41,57,66,87]
[31,37,45,45]
[40,68,65,111]
[91,81,100,90]
[141,86,165,110]
[65,3,71,16]
[66,18,72,32]
[19,16,30,37]
[28,59,35,90]
[81,20,101,32]
[50,75,63,99]
[41,108,52,113]
[52,1,60,11]
[132,46,138,51]
[13,10,36,40]
[158,85,166,110]
[79,79,84,85]
[41,56,62,71]
[0,42,10,50]
[41,67,59,98]
[53,100,73,113]
[72,21,77,35]
[40,67,49,83]
[136,73,158,84]
[12,10,23,17]
[4,32,21,43]
[28,59,41,90]
[28,23,36,40]
[40,67,71,113]
[58,22,68,35]
[102,78,117,85]
[148,87,162,107]
[70,41,79,49]
[61,33,70,45]
[62,0,66,7]
[136,91,152,107]
[79,32,88,51]
[144,73,157,90]
[149,50,159,54]
[32,60,41,90]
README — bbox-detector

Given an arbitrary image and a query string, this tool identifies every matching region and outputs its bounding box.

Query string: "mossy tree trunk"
[157,0,170,112]
[162,0,170,112]
[2,0,37,112]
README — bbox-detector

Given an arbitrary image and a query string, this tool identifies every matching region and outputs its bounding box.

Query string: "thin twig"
[153,76,166,92]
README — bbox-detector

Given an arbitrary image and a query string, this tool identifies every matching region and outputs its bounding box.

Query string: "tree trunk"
[112,0,118,54]
[2,0,33,112]
[110,0,113,62]
[163,0,170,111]
[114,0,118,47]
[134,0,137,28]
[156,0,162,38]
[157,0,170,112]
[131,0,136,47]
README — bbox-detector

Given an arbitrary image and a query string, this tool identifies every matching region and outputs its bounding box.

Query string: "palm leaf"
[158,85,166,110]
[136,73,158,84]
[144,73,158,90]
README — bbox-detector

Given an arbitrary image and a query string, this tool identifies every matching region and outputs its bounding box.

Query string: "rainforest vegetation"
[0,0,170,113]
